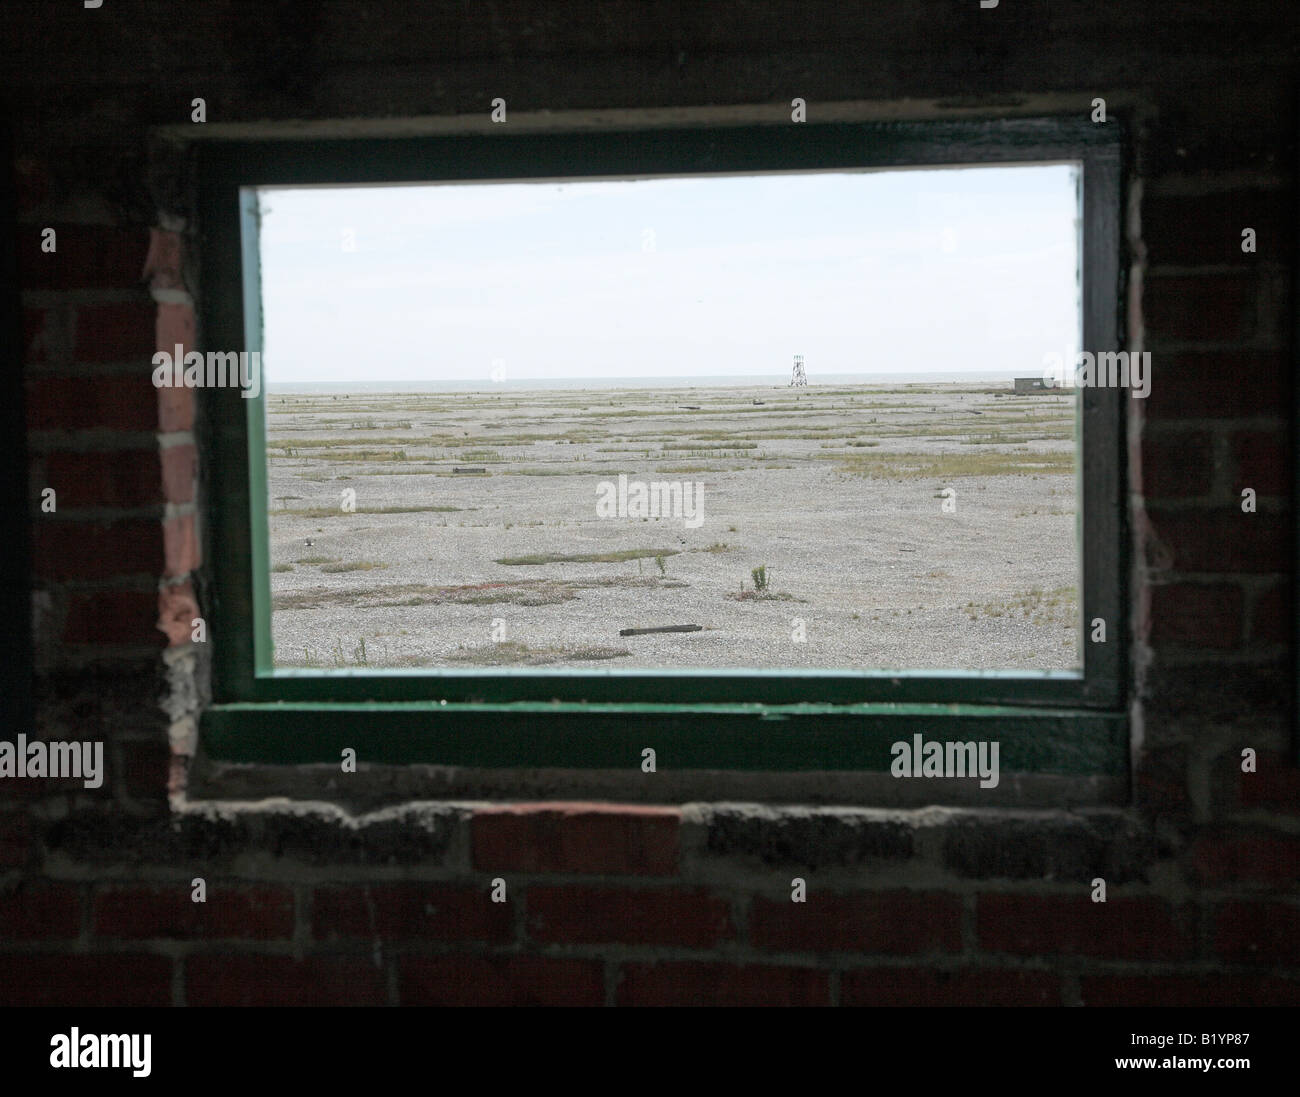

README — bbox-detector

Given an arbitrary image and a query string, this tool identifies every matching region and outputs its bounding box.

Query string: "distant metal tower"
[789,354,807,387]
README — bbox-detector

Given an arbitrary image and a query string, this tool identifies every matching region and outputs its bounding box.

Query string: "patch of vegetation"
[444,640,631,666]
[495,548,681,566]
[270,563,293,573]
[725,564,803,602]
[965,585,1077,628]
[319,561,390,573]
[837,450,1074,479]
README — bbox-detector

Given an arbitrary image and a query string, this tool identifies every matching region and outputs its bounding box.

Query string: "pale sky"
[254,163,1080,385]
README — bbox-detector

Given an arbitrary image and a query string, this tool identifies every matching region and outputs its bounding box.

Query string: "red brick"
[1189,834,1300,885]
[44,449,160,508]
[64,590,161,646]
[1142,190,1291,267]
[74,302,156,363]
[163,512,199,577]
[471,803,679,876]
[1213,902,1300,964]
[1231,429,1289,497]
[1247,581,1290,643]
[157,581,200,647]
[1148,583,1243,649]
[0,813,31,868]
[24,306,60,365]
[977,894,1193,961]
[143,228,184,291]
[186,954,385,1006]
[32,520,162,581]
[749,891,961,955]
[1143,351,1288,421]
[18,225,148,291]
[842,967,1060,1006]
[1240,751,1300,814]
[26,374,157,432]
[1143,273,1253,343]
[160,443,196,503]
[121,739,170,800]
[617,961,830,1006]
[155,301,194,355]
[157,382,194,433]
[0,882,81,939]
[400,953,604,1006]
[0,953,172,1006]
[92,884,294,940]
[1139,431,1214,499]
[14,155,51,217]
[1081,973,1300,1006]
[312,884,512,943]
[1145,508,1287,574]
[1134,744,1193,817]
[526,886,733,947]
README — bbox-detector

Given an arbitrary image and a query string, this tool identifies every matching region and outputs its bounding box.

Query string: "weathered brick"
[1239,751,1300,814]
[160,443,196,503]
[0,813,31,868]
[1231,429,1289,497]
[0,882,81,939]
[312,884,512,943]
[26,375,156,432]
[1143,351,1288,421]
[471,803,679,876]
[157,382,194,433]
[120,738,170,801]
[0,953,171,1006]
[187,954,385,1006]
[44,449,160,508]
[74,302,156,363]
[1139,430,1215,499]
[526,885,733,947]
[1213,902,1300,964]
[842,967,1061,1006]
[400,953,605,1006]
[1189,833,1300,885]
[18,224,148,291]
[1145,508,1287,574]
[1081,973,1300,1006]
[1143,273,1253,343]
[1149,582,1243,649]
[155,301,194,355]
[750,891,961,955]
[163,512,199,577]
[617,961,830,1006]
[157,581,200,647]
[92,884,294,940]
[32,520,162,581]
[64,589,161,646]
[1247,581,1290,644]
[1142,189,1291,267]
[977,894,1193,961]
[142,228,184,291]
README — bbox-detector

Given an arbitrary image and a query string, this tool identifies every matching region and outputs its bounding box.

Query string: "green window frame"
[196,116,1129,777]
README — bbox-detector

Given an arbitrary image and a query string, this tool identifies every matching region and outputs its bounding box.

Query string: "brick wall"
[1,1,1296,1005]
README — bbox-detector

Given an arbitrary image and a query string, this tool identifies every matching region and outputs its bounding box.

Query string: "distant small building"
[1014,376,1057,393]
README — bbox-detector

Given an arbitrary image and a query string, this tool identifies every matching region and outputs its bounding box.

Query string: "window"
[196,117,1127,781]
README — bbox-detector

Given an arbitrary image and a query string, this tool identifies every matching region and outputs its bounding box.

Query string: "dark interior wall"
[0,1,1295,1005]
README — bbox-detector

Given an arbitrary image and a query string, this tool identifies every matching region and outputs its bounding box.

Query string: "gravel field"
[266,382,1080,671]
